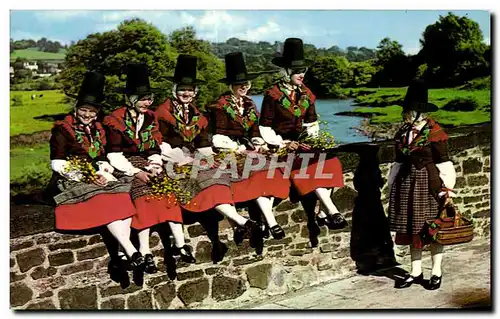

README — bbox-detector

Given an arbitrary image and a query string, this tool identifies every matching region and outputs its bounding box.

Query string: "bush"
[460,76,491,91]
[442,98,479,112]
[11,94,23,106]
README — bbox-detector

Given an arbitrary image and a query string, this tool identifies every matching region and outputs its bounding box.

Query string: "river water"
[252,95,371,145]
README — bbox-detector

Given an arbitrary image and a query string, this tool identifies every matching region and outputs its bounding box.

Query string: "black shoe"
[172,245,196,264]
[234,225,247,245]
[310,236,319,248]
[129,252,145,271]
[426,275,442,290]
[108,258,131,288]
[326,213,348,230]
[246,220,264,254]
[269,225,285,240]
[316,215,328,227]
[212,242,228,264]
[307,221,321,237]
[395,273,423,289]
[261,224,270,239]
[143,254,158,274]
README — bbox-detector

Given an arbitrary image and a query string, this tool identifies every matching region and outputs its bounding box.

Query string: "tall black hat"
[218,52,264,84]
[402,79,439,113]
[271,38,313,69]
[166,54,207,86]
[66,71,107,108]
[116,63,162,95]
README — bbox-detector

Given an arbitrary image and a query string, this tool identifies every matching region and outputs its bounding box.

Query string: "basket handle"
[439,200,462,227]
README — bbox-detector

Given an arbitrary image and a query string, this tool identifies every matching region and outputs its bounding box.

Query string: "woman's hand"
[135,171,152,183]
[92,174,108,187]
[287,141,300,151]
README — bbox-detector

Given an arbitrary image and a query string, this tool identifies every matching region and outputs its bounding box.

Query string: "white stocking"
[314,188,340,215]
[430,243,444,277]
[256,197,278,228]
[168,222,186,248]
[106,218,137,258]
[215,204,247,226]
[137,228,151,255]
[410,246,422,277]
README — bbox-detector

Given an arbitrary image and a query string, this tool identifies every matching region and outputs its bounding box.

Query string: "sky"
[10,10,491,54]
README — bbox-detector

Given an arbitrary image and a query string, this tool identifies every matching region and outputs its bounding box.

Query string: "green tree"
[60,19,177,111]
[166,27,225,109]
[375,37,405,67]
[306,56,352,97]
[348,60,377,87]
[372,38,411,86]
[420,12,488,86]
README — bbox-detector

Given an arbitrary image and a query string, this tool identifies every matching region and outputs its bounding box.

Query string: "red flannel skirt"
[55,193,136,230]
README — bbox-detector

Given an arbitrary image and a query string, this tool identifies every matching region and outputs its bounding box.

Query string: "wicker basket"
[426,202,474,245]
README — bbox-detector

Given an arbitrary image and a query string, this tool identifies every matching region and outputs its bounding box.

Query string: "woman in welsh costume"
[50,71,144,270]
[155,54,261,261]
[387,80,456,290]
[104,63,194,272]
[259,38,347,246]
[208,52,291,241]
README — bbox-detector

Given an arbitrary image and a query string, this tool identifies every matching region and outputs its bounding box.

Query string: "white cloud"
[239,21,281,42]
[483,36,490,45]
[34,10,90,22]
[197,10,247,30]
[101,11,135,23]
[180,12,196,25]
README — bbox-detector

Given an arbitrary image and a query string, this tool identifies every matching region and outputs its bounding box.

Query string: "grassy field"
[10,90,70,197]
[10,47,66,61]
[348,86,491,126]
[10,90,71,136]
[10,144,52,196]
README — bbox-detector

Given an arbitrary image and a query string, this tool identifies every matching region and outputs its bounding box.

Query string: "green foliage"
[59,19,227,112]
[10,144,52,197]
[460,76,491,90]
[420,12,489,86]
[11,94,23,106]
[306,55,352,98]
[348,60,377,87]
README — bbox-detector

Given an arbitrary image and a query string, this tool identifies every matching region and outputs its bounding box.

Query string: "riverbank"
[337,77,491,138]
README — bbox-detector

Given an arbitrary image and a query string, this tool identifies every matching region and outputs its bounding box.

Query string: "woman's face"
[135,95,154,113]
[76,105,98,125]
[176,85,196,104]
[403,110,424,124]
[290,68,307,86]
[232,81,251,97]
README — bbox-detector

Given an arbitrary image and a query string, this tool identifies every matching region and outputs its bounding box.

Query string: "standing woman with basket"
[49,71,144,270]
[387,80,457,290]
[104,63,194,273]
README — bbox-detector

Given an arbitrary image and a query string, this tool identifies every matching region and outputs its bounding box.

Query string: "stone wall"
[10,123,491,310]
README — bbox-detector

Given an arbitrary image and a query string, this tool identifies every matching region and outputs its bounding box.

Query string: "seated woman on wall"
[155,54,261,261]
[259,38,347,246]
[49,71,144,270]
[387,79,456,290]
[208,52,292,241]
[104,63,194,272]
